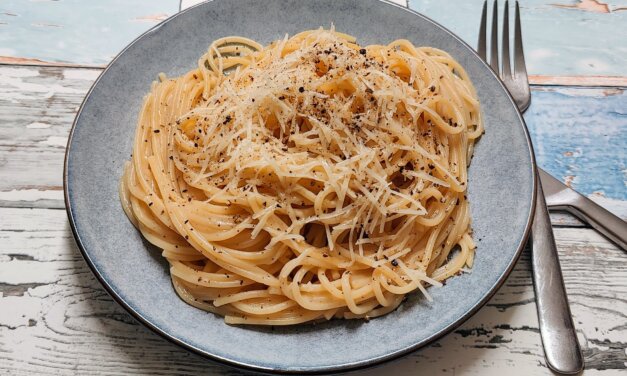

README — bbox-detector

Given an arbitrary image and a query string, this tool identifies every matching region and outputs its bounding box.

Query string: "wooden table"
[1,0,625,374]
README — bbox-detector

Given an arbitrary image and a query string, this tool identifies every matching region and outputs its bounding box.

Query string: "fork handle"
[531,177,584,374]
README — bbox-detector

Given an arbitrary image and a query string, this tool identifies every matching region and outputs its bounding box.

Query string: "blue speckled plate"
[64,0,536,373]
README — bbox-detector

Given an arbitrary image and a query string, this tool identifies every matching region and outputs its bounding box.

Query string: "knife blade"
[539,168,627,251]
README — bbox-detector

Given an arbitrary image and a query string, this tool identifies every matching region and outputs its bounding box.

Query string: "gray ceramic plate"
[65,0,536,373]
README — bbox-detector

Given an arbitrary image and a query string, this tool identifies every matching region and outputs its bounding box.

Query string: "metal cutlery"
[539,169,627,250]
[478,1,584,373]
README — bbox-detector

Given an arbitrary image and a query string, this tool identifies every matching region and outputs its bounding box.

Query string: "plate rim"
[63,0,537,373]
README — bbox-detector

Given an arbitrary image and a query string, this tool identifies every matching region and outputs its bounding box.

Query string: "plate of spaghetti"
[65,0,535,373]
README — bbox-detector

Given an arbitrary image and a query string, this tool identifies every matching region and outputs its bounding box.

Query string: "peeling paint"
[132,13,169,22]
[564,175,576,187]
[0,204,624,373]
[525,88,627,201]
[0,261,58,285]
[0,0,179,65]
[0,66,39,77]
[25,122,51,129]
[0,74,82,95]
[602,88,624,97]
[0,295,42,330]
[0,55,85,66]
[532,86,625,98]
[38,136,67,147]
[0,188,63,202]
[408,0,627,77]
[62,68,101,81]
[552,0,610,13]
[529,75,627,87]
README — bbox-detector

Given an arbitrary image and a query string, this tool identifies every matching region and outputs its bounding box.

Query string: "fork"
[478,1,584,374]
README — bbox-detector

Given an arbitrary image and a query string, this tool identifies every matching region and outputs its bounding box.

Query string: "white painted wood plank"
[1,65,624,226]
[0,208,624,374]
[0,66,97,209]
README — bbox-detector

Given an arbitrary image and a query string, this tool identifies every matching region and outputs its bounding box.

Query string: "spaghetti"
[120,29,483,325]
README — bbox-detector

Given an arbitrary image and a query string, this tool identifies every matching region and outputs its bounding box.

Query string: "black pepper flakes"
[391,259,398,267]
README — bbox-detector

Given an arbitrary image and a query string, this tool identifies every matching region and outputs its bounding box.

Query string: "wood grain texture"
[524,86,627,202]
[1,65,624,218]
[0,207,625,375]
[0,0,178,65]
[0,38,625,373]
[408,0,627,77]
[1,0,626,79]
[528,75,627,87]
[0,66,99,209]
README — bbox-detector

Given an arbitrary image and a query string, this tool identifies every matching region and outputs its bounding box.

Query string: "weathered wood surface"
[0,65,625,374]
[1,1,626,374]
[1,0,626,79]
[0,207,625,375]
[0,0,178,66]
[524,86,627,203]
[1,65,624,217]
[408,0,627,77]
[0,66,100,209]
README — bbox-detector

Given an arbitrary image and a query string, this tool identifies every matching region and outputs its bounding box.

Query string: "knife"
[539,168,627,251]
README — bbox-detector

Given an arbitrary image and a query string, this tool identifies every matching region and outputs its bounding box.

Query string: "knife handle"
[551,194,627,252]
[531,179,584,374]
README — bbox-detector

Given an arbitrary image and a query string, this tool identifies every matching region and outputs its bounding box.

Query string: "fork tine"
[502,0,511,78]
[478,0,487,60]
[490,0,499,72]
[514,1,528,80]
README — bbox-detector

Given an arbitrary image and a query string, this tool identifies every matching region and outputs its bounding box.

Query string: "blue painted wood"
[408,0,627,77]
[0,0,179,65]
[526,86,627,200]
[0,0,626,77]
